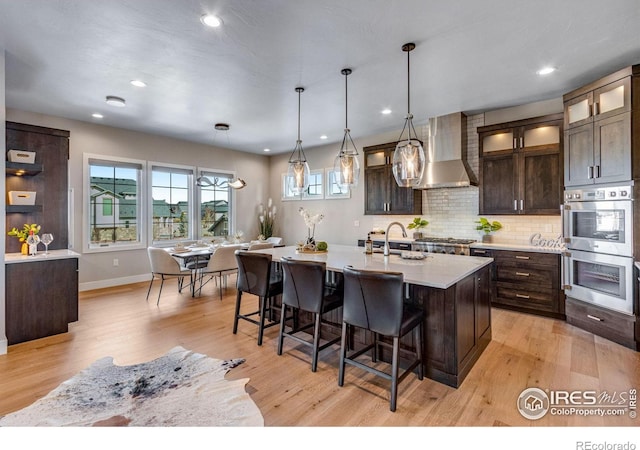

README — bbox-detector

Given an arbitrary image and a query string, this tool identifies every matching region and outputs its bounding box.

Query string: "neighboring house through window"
[151,164,194,243]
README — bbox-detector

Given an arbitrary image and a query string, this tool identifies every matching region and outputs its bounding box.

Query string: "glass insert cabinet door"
[565,77,631,127]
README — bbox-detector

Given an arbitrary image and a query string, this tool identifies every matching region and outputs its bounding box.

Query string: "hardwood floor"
[1,278,638,429]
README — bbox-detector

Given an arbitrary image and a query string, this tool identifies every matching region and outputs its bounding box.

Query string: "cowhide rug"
[0,346,263,427]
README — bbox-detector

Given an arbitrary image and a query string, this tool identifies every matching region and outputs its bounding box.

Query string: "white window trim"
[82,153,147,254]
[196,167,238,239]
[325,167,351,199]
[149,161,196,246]
[281,169,325,201]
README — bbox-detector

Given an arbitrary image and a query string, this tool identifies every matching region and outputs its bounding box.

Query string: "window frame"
[281,169,325,201]
[325,168,351,199]
[83,153,147,253]
[196,168,237,240]
[149,162,196,245]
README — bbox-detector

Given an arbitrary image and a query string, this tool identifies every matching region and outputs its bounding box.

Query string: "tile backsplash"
[372,112,562,245]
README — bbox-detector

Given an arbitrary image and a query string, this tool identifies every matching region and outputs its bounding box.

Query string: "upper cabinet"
[5,121,70,253]
[478,114,563,215]
[363,141,422,215]
[563,66,638,187]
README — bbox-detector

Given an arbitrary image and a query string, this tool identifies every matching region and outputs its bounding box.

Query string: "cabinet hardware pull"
[595,165,600,178]
[588,166,594,179]
[516,272,530,277]
[474,250,486,254]
[516,294,530,299]
[513,138,517,149]
[520,199,524,210]
[520,137,523,148]
[515,255,530,260]
[514,200,518,211]
[587,314,603,322]
[593,102,599,116]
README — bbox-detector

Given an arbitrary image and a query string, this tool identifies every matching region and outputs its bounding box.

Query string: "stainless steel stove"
[411,237,477,256]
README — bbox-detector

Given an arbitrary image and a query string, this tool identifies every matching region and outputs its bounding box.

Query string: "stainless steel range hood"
[415,112,478,189]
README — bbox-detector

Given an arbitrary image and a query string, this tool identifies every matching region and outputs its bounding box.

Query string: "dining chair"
[338,266,424,412]
[146,247,193,305]
[194,244,242,299]
[247,242,274,251]
[234,250,283,346]
[278,257,343,372]
[266,236,283,246]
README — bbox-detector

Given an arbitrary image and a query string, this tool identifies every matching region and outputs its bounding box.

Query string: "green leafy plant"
[407,217,429,231]
[7,223,40,242]
[475,217,502,235]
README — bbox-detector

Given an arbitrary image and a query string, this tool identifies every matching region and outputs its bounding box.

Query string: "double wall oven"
[563,184,634,315]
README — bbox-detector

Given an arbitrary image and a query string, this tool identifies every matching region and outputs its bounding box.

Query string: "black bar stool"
[278,257,344,372]
[338,266,424,412]
[233,250,283,346]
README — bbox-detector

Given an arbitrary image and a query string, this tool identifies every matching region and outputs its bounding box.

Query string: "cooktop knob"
[620,190,628,197]
[610,191,617,197]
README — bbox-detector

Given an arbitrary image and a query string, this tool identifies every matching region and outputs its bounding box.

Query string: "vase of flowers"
[8,223,41,255]
[258,198,276,239]
[298,207,324,249]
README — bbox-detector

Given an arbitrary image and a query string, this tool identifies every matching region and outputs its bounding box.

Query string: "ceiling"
[1,1,639,155]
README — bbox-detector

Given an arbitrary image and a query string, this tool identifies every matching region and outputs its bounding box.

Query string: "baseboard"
[0,337,7,355]
[79,274,151,292]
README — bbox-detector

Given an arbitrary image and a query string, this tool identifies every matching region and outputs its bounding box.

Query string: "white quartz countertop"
[470,242,564,254]
[5,249,81,264]
[255,244,493,289]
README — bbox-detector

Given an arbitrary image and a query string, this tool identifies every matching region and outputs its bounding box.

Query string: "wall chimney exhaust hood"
[415,112,478,189]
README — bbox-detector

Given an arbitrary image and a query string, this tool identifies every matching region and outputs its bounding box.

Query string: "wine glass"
[41,233,54,254]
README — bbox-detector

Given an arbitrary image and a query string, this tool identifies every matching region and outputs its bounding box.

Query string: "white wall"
[1,50,7,354]
[6,108,271,290]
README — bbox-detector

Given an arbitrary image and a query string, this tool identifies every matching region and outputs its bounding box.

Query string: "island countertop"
[253,244,493,289]
[5,249,80,264]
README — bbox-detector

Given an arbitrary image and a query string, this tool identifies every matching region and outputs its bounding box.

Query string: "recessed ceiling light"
[92,113,104,119]
[201,14,222,27]
[105,95,126,107]
[130,80,146,87]
[263,148,271,152]
[536,66,556,75]
[381,108,392,115]
[320,135,328,140]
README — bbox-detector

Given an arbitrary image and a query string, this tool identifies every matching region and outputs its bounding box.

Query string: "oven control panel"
[565,185,632,202]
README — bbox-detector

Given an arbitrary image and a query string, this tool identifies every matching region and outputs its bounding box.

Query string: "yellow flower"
[8,223,41,241]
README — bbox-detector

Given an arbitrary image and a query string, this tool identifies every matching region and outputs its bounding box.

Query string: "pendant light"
[287,87,311,195]
[333,68,360,189]
[392,43,426,188]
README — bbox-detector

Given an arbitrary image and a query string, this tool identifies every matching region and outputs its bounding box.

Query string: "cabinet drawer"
[494,250,558,267]
[495,283,556,312]
[565,298,637,349]
[495,265,555,289]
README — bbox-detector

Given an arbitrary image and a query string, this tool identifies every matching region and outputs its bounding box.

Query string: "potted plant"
[407,217,429,239]
[475,217,502,243]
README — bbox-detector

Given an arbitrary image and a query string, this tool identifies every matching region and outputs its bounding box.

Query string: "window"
[151,164,194,242]
[325,168,351,199]
[85,155,145,250]
[198,170,233,238]
[281,169,324,201]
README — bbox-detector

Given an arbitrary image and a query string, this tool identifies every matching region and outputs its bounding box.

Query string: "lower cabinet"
[5,258,79,345]
[471,247,565,319]
[565,298,638,351]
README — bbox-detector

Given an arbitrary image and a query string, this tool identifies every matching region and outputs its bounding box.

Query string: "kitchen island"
[256,245,494,388]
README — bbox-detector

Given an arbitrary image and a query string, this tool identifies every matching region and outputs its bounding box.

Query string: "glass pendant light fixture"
[392,42,426,188]
[333,68,360,189]
[287,87,311,195]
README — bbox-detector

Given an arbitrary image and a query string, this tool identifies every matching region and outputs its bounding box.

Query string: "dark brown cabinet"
[470,247,565,319]
[363,141,422,215]
[5,258,79,345]
[5,122,70,253]
[478,114,563,215]
[563,66,636,187]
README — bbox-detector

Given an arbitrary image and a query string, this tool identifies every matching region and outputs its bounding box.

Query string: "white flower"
[268,197,273,207]
[259,215,264,223]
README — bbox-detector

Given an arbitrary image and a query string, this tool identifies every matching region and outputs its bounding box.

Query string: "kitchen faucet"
[383,222,407,256]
